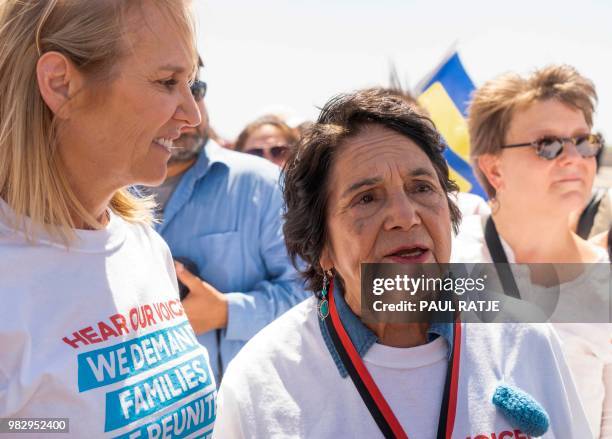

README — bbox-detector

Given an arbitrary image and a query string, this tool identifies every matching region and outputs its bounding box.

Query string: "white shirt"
[364,337,448,438]
[452,214,612,438]
[453,192,491,217]
[0,199,216,438]
[212,297,592,438]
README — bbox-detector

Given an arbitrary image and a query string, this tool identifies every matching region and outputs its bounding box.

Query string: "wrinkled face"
[242,124,291,167]
[320,124,452,302]
[493,99,595,217]
[58,2,200,188]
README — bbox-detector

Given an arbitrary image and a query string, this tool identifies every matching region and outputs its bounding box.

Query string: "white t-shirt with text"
[212,298,591,438]
[0,199,216,438]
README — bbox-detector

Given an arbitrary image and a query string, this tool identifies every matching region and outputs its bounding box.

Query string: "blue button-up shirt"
[155,141,308,383]
[318,281,454,377]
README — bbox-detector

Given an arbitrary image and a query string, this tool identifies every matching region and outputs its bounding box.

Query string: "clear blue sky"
[194,0,611,141]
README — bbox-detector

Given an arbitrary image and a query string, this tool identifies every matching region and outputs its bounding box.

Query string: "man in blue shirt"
[148,62,307,383]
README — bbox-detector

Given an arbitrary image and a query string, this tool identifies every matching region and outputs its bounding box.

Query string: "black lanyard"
[484,216,521,299]
[323,279,462,439]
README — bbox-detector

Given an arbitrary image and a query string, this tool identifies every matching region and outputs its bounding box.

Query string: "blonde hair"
[468,65,597,197]
[0,0,197,243]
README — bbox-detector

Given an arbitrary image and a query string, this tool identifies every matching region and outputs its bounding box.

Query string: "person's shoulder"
[462,323,568,386]
[588,240,609,262]
[0,202,32,248]
[466,321,554,338]
[554,323,612,360]
[119,216,171,253]
[116,218,176,278]
[0,222,22,247]
[455,214,486,240]
[232,296,317,360]
[222,297,318,382]
[454,192,491,217]
[451,214,489,262]
[205,142,281,185]
[464,322,558,354]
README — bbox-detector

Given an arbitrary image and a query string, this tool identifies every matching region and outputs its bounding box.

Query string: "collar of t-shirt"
[318,282,454,378]
[0,197,126,253]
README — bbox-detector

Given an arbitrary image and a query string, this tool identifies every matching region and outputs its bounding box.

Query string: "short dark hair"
[282,88,461,293]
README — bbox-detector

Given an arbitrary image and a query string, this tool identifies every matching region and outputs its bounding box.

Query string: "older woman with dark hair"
[212,89,591,438]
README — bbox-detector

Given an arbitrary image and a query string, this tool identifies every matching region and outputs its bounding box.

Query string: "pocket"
[194,231,244,290]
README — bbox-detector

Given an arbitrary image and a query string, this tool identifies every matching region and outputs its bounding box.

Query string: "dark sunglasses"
[501,133,604,160]
[245,145,289,159]
[190,80,207,102]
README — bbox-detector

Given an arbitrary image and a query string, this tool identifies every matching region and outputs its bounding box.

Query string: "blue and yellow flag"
[416,51,486,198]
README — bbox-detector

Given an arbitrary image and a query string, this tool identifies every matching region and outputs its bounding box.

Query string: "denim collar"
[157,141,228,234]
[318,281,454,378]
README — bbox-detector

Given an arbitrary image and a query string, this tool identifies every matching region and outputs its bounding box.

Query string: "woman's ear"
[36,51,81,118]
[319,244,333,272]
[477,154,504,194]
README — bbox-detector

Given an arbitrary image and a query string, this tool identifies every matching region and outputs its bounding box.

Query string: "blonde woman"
[452,65,611,437]
[0,1,216,437]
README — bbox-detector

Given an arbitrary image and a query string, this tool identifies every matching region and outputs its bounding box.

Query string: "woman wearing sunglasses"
[235,114,299,167]
[452,65,611,437]
[213,87,592,439]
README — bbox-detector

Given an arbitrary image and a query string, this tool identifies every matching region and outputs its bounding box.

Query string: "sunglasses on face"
[501,133,604,160]
[190,80,207,102]
[245,145,290,159]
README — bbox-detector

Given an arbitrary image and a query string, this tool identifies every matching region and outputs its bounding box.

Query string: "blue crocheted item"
[492,384,550,436]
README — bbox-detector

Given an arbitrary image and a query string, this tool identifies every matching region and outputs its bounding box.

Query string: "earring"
[489,196,500,214]
[318,270,331,320]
